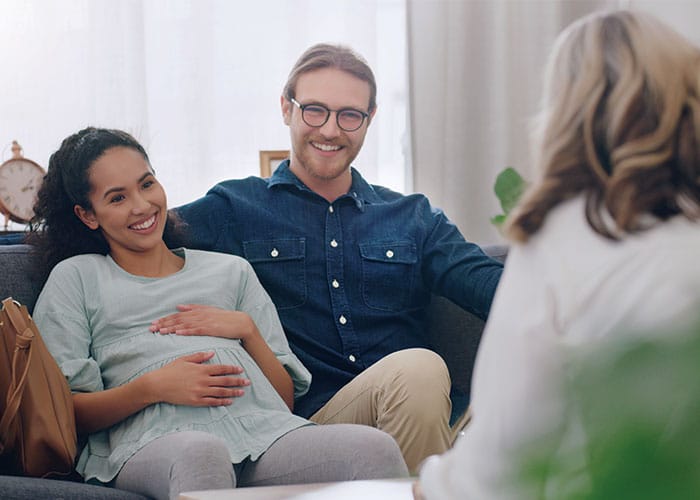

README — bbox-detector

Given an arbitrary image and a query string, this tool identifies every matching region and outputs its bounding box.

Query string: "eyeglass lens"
[302,104,366,131]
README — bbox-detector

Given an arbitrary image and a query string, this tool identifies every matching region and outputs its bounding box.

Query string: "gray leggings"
[114,424,408,500]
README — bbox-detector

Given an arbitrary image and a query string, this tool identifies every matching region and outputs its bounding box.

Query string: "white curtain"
[0,0,408,230]
[5,0,699,238]
[407,0,700,245]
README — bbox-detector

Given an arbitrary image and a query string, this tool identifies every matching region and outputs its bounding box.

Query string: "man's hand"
[150,304,255,341]
[146,351,250,406]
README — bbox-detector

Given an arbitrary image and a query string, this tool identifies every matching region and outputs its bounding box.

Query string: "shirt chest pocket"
[360,242,418,312]
[243,238,306,309]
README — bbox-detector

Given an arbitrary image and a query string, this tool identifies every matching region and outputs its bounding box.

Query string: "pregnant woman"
[28,127,407,500]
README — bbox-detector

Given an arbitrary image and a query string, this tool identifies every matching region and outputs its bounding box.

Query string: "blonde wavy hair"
[506,10,700,242]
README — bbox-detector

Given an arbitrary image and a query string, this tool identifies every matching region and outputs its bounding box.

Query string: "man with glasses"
[174,43,503,472]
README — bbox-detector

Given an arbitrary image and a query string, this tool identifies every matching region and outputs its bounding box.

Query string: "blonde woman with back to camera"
[414,9,700,499]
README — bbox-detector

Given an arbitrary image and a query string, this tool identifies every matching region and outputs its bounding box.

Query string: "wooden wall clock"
[0,141,45,229]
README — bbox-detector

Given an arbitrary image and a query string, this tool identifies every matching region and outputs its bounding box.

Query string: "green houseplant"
[491,167,527,228]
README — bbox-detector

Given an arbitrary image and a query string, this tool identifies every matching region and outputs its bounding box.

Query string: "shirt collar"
[268,160,383,212]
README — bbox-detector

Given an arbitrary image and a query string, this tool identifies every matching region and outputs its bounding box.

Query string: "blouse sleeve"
[235,260,312,398]
[33,261,104,393]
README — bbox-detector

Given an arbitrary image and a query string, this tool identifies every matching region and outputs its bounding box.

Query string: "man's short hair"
[283,43,377,113]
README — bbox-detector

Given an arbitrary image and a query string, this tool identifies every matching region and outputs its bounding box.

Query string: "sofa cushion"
[0,245,43,313]
[0,475,149,499]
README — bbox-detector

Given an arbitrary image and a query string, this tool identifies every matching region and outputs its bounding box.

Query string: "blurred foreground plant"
[517,319,700,499]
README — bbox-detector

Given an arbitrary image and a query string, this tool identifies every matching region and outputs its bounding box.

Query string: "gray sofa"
[0,242,507,499]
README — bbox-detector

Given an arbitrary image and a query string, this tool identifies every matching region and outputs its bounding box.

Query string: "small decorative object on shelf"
[0,141,45,230]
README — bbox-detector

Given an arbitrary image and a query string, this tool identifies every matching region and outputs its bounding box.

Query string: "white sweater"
[420,197,700,499]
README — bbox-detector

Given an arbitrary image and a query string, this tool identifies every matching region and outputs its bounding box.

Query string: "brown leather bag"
[0,297,77,477]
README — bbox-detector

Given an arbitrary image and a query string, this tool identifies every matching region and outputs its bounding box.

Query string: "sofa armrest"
[427,244,508,401]
[427,296,484,396]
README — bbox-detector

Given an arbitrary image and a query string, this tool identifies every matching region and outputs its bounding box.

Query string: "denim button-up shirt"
[175,161,503,418]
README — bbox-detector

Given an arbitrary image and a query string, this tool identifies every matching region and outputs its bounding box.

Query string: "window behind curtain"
[0,0,408,230]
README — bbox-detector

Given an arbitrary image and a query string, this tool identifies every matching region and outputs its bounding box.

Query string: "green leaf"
[494,167,527,214]
[491,167,528,228]
[490,214,506,227]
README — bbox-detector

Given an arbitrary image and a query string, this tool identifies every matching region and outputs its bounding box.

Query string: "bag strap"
[2,298,33,341]
[0,298,35,453]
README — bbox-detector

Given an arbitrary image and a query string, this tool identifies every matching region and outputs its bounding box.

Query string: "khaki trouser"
[310,348,453,473]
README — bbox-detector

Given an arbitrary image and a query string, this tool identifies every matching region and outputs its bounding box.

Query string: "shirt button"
[385,250,394,258]
[329,206,334,213]
[332,279,340,288]
[270,248,279,257]
[339,315,347,325]
[348,354,356,362]
[330,239,338,248]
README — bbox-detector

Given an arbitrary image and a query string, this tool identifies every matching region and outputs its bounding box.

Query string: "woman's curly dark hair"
[27,127,187,281]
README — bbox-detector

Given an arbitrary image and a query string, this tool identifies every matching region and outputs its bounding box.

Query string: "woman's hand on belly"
[73,351,250,433]
[144,351,250,407]
[149,304,256,342]
[149,304,294,410]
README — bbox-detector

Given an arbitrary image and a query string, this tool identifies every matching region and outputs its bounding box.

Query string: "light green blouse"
[34,248,312,484]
